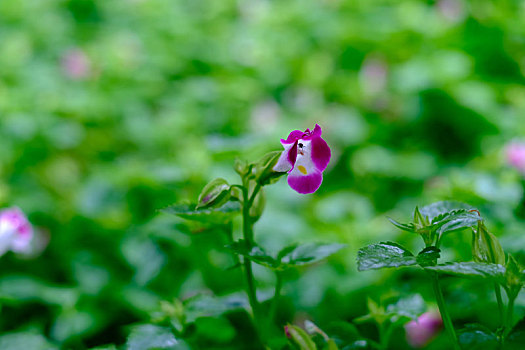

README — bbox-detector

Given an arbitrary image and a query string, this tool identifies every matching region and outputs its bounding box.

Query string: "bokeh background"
[1,0,525,348]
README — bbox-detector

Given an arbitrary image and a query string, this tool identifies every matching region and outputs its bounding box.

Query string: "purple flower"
[0,207,33,255]
[506,142,525,174]
[404,312,443,348]
[273,124,331,194]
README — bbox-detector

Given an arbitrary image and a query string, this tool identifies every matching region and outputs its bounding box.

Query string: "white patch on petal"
[288,139,316,177]
[273,142,295,172]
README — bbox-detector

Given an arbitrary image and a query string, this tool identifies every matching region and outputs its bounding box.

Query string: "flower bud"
[196,178,231,209]
[255,151,286,186]
[471,220,505,265]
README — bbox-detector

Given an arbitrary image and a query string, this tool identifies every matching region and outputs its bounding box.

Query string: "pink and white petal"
[287,154,322,193]
[0,230,14,256]
[281,130,304,144]
[310,136,331,172]
[273,142,298,172]
[287,169,323,194]
[10,231,33,253]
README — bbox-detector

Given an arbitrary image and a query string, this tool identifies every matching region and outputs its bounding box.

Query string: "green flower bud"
[196,178,231,209]
[471,221,505,265]
[255,151,286,186]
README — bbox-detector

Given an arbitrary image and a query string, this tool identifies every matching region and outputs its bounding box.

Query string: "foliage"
[1,0,525,349]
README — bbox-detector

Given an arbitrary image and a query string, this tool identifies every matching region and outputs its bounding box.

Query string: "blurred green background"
[1,0,525,348]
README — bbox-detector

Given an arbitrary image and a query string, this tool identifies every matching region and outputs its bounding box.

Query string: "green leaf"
[196,178,231,209]
[255,151,286,186]
[286,325,318,350]
[357,242,416,271]
[326,339,339,350]
[161,202,240,225]
[194,317,236,344]
[0,275,78,307]
[458,324,499,350]
[279,243,346,267]
[419,201,474,222]
[425,262,505,281]
[226,241,279,269]
[183,294,248,323]
[89,346,117,350]
[430,209,481,235]
[416,247,440,267]
[126,324,189,350]
[387,217,416,233]
[0,332,57,350]
[386,294,426,321]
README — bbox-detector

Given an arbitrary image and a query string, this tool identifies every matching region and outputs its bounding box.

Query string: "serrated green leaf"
[419,201,474,222]
[431,209,480,235]
[279,243,345,267]
[425,262,505,282]
[416,247,440,267]
[357,242,416,271]
[286,325,318,350]
[126,324,189,350]
[161,202,240,225]
[458,324,499,350]
[0,332,57,350]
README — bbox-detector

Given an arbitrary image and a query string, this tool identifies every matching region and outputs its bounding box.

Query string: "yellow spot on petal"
[298,165,307,175]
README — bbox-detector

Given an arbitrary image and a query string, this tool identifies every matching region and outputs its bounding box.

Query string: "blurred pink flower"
[506,142,525,174]
[437,0,465,22]
[0,207,33,255]
[405,311,443,348]
[61,49,91,79]
[359,56,388,95]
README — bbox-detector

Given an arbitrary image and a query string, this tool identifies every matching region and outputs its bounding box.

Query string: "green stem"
[504,293,517,337]
[241,183,262,320]
[431,273,460,350]
[494,284,505,329]
[269,271,283,323]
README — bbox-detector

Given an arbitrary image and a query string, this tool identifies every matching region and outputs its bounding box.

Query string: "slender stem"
[430,273,460,350]
[494,284,505,328]
[505,293,517,337]
[248,183,262,209]
[378,321,385,350]
[241,185,260,319]
[269,271,283,323]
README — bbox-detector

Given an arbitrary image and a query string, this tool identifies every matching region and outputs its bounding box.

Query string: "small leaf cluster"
[358,201,525,347]
[227,241,346,271]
